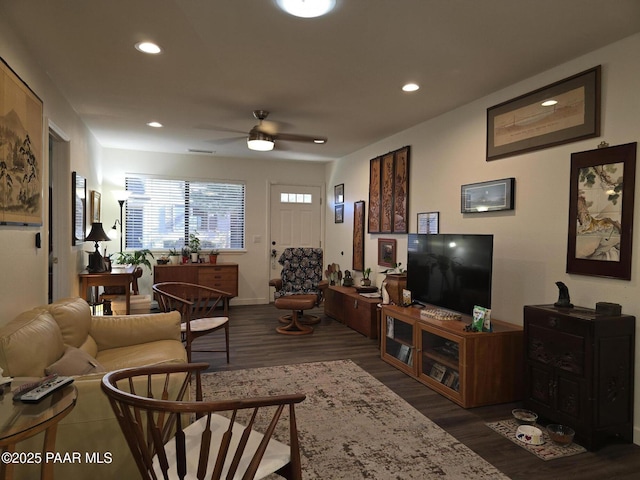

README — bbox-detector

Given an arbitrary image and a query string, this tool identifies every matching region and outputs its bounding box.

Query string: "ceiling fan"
[246,110,327,151]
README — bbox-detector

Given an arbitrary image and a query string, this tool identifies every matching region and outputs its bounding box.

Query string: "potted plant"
[181,247,190,264]
[361,267,372,286]
[168,247,181,265]
[188,232,201,263]
[209,248,220,264]
[113,249,155,271]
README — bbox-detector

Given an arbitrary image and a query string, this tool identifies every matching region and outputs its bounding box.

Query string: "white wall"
[325,33,640,443]
[100,149,327,304]
[0,15,102,323]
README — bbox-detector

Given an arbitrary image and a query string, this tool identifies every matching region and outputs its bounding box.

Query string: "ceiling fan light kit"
[247,129,275,151]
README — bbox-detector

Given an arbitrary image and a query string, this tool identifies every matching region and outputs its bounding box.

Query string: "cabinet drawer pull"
[548,316,558,328]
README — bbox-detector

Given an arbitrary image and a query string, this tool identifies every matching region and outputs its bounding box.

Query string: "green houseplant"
[188,232,201,263]
[361,267,372,286]
[114,249,155,271]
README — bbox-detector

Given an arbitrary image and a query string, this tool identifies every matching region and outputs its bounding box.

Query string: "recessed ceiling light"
[135,41,162,54]
[402,83,420,92]
[541,99,558,107]
[314,138,326,144]
[276,0,336,18]
[146,121,163,128]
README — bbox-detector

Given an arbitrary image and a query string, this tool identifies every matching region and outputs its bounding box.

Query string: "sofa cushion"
[48,297,92,348]
[45,346,105,376]
[96,340,187,371]
[0,308,65,377]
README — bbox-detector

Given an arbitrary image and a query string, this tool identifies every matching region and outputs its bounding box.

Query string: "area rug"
[487,419,586,461]
[200,360,509,479]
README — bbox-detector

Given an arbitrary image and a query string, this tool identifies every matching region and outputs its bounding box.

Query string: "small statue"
[343,270,354,287]
[554,281,574,308]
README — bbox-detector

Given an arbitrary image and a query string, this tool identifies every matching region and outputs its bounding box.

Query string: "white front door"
[269,184,322,272]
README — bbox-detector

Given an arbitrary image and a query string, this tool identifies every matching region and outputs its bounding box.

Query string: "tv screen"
[407,233,493,315]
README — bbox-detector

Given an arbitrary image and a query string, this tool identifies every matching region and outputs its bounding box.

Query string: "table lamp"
[86,222,111,273]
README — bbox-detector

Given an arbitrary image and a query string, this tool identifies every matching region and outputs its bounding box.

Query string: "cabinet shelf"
[381,305,523,408]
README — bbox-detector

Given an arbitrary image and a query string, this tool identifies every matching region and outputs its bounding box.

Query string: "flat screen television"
[407,233,493,315]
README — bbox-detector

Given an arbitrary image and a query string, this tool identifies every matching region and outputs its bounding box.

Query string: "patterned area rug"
[487,419,586,461]
[200,360,509,479]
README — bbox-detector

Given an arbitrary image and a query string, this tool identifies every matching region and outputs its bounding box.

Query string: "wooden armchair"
[101,362,305,480]
[152,282,232,362]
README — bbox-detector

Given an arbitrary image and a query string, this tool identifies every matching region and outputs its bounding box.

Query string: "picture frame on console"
[486,66,600,161]
[566,142,637,280]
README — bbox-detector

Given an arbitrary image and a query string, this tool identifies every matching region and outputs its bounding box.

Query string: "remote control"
[18,376,74,403]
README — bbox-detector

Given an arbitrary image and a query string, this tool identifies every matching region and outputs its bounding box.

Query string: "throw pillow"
[45,346,106,376]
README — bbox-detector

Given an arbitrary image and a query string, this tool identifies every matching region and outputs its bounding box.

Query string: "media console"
[381,304,523,408]
[324,286,379,339]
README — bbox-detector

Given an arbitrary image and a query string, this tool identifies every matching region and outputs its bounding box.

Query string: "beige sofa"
[0,297,188,479]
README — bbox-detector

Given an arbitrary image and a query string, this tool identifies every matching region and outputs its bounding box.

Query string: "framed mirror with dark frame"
[72,171,86,245]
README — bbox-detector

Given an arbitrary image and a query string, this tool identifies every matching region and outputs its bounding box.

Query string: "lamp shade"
[247,129,274,151]
[86,222,111,242]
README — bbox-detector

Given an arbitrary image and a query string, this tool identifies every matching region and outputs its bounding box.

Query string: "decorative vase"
[169,255,181,265]
[209,254,218,264]
[191,253,199,263]
[384,273,407,305]
[381,279,390,304]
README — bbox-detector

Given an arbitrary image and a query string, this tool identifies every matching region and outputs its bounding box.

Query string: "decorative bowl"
[515,425,544,445]
[547,424,575,447]
[512,408,538,425]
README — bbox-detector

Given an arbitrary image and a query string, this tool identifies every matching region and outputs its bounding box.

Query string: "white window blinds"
[124,176,245,251]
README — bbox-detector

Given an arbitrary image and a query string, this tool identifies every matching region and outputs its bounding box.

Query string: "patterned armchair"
[269,248,327,335]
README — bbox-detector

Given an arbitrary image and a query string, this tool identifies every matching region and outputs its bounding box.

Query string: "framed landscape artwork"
[378,238,396,268]
[487,66,600,161]
[566,142,636,280]
[0,57,44,226]
[461,178,515,213]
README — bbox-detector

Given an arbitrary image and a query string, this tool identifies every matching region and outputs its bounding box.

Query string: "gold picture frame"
[91,190,101,222]
[0,57,44,226]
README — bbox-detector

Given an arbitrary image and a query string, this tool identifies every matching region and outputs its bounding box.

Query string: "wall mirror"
[72,171,86,245]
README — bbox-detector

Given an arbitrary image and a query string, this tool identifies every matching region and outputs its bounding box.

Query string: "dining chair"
[152,282,231,362]
[101,362,305,480]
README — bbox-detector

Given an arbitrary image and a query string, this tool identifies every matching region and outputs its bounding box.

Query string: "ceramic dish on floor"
[515,425,544,445]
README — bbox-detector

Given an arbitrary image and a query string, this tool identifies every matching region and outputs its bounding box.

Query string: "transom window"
[280,192,312,203]
[125,176,245,251]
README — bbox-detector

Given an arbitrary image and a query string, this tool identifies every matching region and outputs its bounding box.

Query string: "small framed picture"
[417,212,439,234]
[461,178,515,213]
[335,204,344,223]
[91,190,101,222]
[334,184,344,204]
[378,238,396,267]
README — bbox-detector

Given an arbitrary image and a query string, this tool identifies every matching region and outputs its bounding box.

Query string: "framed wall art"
[353,200,365,271]
[0,57,44,226]
[335,204,344,223]
[417,212,439,234]
[72,171,86,246]
[334,184,344,204]
[378,238,396,268]
[566,142,636,280]
[461,178,515,213]
[91,190,101,222]
[487,66,600,161]
[368,145,410,233]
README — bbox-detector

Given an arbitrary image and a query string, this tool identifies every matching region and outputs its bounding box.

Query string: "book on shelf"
[429,363,447,382]
[397,344,410,363]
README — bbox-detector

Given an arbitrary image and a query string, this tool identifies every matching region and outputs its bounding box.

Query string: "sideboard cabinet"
[153,263,238,298]
[382,305,523,408]
[523,304,635,450]
[324,286,379,339]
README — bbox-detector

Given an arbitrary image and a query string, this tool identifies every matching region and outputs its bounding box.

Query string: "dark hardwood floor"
[191,304,640,480]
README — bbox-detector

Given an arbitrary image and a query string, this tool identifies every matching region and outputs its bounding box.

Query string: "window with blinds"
[124,176,245,251]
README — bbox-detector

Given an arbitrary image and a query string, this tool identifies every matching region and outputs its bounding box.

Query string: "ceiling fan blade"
[195,123,246,135]
[275,132,328,144]
[210,135,246,145]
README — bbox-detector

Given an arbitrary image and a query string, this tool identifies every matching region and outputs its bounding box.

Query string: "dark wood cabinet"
[154,263,238,298]
[324,286,379,339]
[523,304,635,450]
